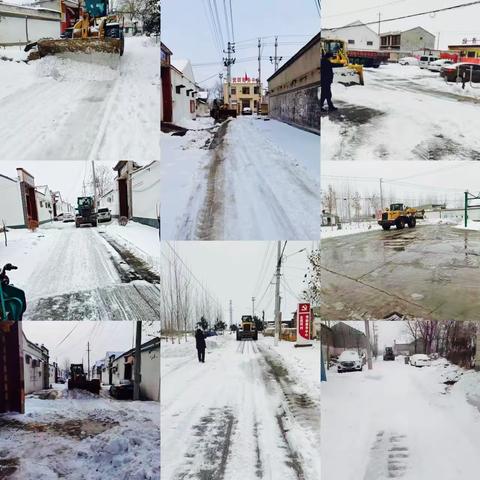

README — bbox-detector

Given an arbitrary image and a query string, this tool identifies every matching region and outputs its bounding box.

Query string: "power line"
[54,323,80,348]
[323,0,407,19]
[313,0,321,17]
[229,0,235,42]
[212,0,225,48]
[222,0,232,43]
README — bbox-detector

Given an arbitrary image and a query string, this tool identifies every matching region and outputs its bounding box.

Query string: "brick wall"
[268,83,321,134]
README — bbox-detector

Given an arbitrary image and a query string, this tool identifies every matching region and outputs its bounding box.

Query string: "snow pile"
[321,221,382,238]
[455,220,480,231]
[175,116,215,130]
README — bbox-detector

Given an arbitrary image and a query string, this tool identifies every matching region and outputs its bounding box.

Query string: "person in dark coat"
[320,52,337,111]
[195,328,206,363]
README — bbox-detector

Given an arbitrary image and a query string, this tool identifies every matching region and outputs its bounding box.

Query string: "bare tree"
[351,191,361,223]
[322,184,337,215]
[301,248,321,307]
[91,164,115,198]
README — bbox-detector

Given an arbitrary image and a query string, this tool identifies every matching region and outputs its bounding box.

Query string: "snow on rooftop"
[171,58,189,72]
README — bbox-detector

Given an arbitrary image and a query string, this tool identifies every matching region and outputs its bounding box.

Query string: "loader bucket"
[36,37,123,59]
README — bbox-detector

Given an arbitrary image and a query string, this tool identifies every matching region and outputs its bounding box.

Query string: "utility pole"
[373,322,378,359]
[251,296,255,318]
[133,321,142,401]
[274,241,282,346]
[257,37,261,115]
[229,299,233,326]
[269,36,283,72]
[364,320,373,370]
[86,342,91,380]
[91,161,97,208]
[378,12,381,36]
[379,178,384,209]
[223,42,235,107]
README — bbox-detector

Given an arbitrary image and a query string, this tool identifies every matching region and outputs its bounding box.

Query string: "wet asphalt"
[320,224,480,320]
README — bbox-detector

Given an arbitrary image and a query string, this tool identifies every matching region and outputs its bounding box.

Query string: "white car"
[399,56,419,66]
[419,55,439,69]
[410,354,430,367]
[97,207,112,223]
[337,350,363,373]
[62,212,75,223]
[242,106,252,115]
[427,59,454,72]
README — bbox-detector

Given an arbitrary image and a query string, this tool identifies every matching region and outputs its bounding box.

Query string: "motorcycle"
[0,263,24,321]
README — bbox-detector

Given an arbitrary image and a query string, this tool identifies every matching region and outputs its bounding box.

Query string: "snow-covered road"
[0,222,161,320]
[161,335,320,480]
[322,64,480,161]
[0,386,160,479]
[162,116,320,240]
[0,36,159,161]
[322,357,480,480]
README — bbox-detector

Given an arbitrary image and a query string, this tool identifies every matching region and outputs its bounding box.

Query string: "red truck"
[347,50,390,68]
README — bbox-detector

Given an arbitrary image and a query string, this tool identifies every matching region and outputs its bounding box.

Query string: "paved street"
[320,225,480,320]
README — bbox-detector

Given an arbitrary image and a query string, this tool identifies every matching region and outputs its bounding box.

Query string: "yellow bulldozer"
[321,38,364,85]
[28,0,124,60]
[378,203,417,231]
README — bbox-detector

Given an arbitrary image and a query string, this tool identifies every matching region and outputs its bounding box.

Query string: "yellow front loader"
[321,38,364,85]
[378,203,417,230]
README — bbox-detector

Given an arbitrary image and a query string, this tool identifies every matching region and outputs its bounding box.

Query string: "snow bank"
[321,221,381,238]
[455,220,480,231]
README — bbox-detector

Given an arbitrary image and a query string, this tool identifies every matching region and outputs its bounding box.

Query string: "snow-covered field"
[322,356,480,480]
[161,334,320,479]
[0,385,160,479]
[322,64,480,162]
[161,116,320,240]
[0,221,160,320]
[0,36,159,161]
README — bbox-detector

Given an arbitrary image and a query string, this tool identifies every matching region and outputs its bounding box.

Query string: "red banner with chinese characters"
[297,303,311,342]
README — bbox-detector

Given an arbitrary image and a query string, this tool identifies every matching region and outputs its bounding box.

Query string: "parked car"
[383,347,395,361]
[399,56,419,66]
[60,27,73,39]
[56,377,66,384]
[62,212,75,223]
[441,62,480,83]
[427,59,454,72]
[337,350,363,373]
[419,55,439,69]
[97,208,112,223]
[242,106,252,115]
[109,381,134,399]
[409,354,430,367]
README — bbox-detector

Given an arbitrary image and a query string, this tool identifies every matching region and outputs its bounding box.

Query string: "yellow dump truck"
[378,203,417,230]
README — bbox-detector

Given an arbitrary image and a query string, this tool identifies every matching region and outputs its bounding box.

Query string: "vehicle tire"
[75,223,79,228]
[382,225,391,231]
[396,219,405,229]
[359,366,363,371]
[410,217,416,228]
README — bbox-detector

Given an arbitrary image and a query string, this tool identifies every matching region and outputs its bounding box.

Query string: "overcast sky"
[322,0,480,49]
[322,161,480,207]
[161,0,320,89]
[163,241,319,324]
[0,161,145,205]
[22,321,160,368]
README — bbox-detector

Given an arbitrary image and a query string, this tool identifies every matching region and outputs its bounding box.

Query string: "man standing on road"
[195,328,206,363]
[321,52,337,112]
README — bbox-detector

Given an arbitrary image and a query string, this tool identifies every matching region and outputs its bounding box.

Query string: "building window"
[242,86,250,94]
[367,41,373,46]
[25,355,31,364]
[254,100,258,108]
[253,86,259,95]
[231,87,236,95]
[190,100,195,113]
[348,39,355,45]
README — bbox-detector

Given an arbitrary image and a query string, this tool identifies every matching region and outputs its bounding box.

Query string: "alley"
[321,357,480,480]
[162,116,320,240]
[161,335,320,480]
[320,224,480,320]
[0,36,159,161]
[1,222,161,320]
[0,384,160,479]
[322,65,480,162]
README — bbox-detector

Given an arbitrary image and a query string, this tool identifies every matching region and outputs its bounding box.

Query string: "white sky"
[22,321,160,368]
[322,161,480,207]
[322,0,480,49]
[163,241,319,324]
[0,161,148,205]
[161,0,320,89]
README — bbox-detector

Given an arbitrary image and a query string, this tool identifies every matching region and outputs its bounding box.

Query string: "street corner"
[0,321,160,479]
[0,160,160,321]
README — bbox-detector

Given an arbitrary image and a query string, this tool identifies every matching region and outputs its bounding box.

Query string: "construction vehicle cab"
[236,315,258,341]
[321,38,364,85]
[383,347,395,361]
[378,203,417,230]
[75,196,97,228]
[68,364,101,394]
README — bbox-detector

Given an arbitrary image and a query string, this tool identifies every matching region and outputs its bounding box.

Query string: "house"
[330,322,368,355]
[322,21,380,50]
[22,332,50,394]
[448,40,480,64]
[196,91,210,117]
[91,351,123,384]
[35,185,54,224]
[110,337,160,401]
[393,338,426,356]
[380,27,435,60]
[105,160,160,228]
[0,2,61,46]
[267,32,321,134]
[321,211,341,227]
[223,75,262,114]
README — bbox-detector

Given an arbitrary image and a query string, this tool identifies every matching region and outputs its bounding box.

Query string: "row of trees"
[118,0,160,34]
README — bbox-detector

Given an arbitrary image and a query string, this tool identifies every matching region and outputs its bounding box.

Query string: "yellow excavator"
[321,38,364,85]
[29,0,124,60]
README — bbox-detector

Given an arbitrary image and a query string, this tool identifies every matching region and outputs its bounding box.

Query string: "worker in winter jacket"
[320,52,337,111]
[195,328,207,363]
